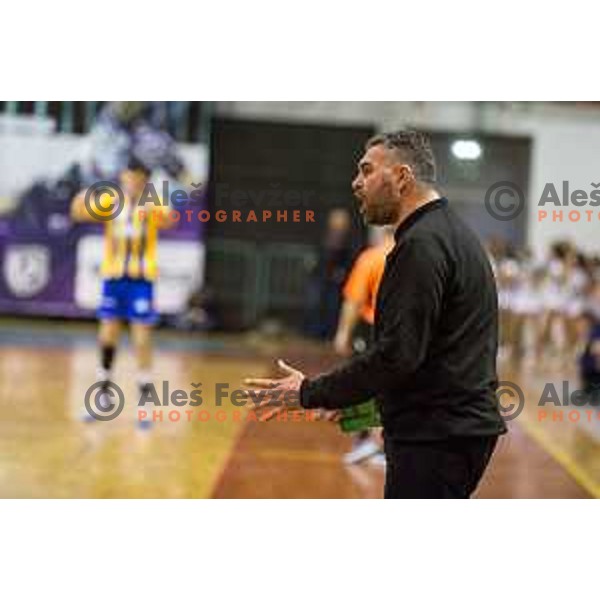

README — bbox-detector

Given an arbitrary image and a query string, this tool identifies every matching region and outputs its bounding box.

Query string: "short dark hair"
[125,156,152,178]
[366,129,437,184]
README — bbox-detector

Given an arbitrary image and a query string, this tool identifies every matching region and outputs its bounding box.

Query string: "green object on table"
[339,399,380,433]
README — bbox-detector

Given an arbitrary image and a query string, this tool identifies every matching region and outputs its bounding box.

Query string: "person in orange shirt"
[332,226,395,465]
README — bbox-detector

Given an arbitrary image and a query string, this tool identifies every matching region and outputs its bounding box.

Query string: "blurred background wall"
[217,101,600,255]
[1,101,599,331]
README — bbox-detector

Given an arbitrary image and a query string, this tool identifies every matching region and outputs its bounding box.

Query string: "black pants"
[383,436,498,499]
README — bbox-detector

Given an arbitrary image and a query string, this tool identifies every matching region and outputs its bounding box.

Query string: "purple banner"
[0,195,206,318]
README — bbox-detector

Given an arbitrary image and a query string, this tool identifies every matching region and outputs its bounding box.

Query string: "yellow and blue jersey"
[96,197,169,323]
[100,198,169,282]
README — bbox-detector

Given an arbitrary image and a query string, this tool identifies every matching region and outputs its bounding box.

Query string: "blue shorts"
[98,277,158,325]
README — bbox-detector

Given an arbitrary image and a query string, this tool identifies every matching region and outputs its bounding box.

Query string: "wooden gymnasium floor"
[0,319,595,498]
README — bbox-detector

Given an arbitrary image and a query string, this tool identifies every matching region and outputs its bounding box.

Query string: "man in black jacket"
[244,130,507,499]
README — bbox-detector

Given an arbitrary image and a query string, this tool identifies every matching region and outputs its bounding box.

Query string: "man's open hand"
[243,359,306,421]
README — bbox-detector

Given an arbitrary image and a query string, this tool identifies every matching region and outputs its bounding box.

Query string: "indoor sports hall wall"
[217,102,600,256]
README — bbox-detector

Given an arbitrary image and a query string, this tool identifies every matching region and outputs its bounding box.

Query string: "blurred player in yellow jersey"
[70,159,172,423]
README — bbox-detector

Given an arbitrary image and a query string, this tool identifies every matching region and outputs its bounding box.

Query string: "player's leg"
[566,308,586,364]
[89,278,125,417]
[130,321,155,426]
[554,308,568,365]
[96,278,125,381]
[130,322,154,392]
[126,278,158,424]
[98,318,121,382]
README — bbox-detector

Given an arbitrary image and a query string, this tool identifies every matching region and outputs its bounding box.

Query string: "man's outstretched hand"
[243,359,307,421]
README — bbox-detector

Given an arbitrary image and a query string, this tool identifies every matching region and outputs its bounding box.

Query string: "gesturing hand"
[243,359,306,421]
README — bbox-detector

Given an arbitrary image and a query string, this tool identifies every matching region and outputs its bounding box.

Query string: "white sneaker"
[137,384,154,430]
[80,384,114,422]
[368,452,387,469]
[343,439,381,465]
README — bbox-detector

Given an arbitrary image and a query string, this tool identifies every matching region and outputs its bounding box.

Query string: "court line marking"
[516,417,600,498]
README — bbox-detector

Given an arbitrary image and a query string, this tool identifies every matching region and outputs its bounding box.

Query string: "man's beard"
[362,180,401,225]
[363,200,400,226]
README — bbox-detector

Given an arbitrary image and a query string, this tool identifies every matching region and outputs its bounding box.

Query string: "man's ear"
[391,164,415,190]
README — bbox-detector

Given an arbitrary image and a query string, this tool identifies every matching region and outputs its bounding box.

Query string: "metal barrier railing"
[206,239,318,329]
